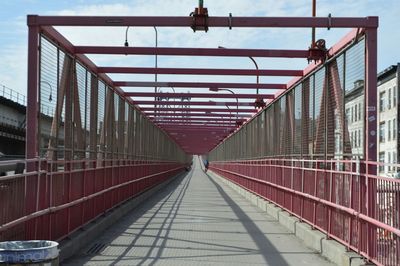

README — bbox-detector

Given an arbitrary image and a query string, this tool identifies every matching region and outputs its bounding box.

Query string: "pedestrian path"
[64,157,333,265]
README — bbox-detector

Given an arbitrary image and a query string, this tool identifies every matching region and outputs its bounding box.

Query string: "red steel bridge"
[0,4,399,265]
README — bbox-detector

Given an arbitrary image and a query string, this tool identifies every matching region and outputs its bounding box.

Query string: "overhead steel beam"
[151,117,246,121]
[174,135,223,138]
[176,138,221,142]
[32,16,378,28]
[161,125,239,131]
[168,134,229,137]
[141,107,257,113]
[163,127,234,131]
[160,123,236,127]
[77,46,308,59]
[98,67,303,77]
[157,122,237,126]
[168,134,230,137]
[134,101,256,106]
[125,92,274,99]
[115,81,286,89]
[160,124,236,128]
[148,113,252,118]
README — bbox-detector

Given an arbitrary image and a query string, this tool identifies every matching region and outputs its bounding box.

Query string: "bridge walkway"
[64,158,333,266]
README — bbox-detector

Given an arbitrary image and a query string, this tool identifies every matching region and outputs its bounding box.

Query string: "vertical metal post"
[154,27,158,113]
[26,16,39,163]
[365,25,378,171]
[25,17,40,239]
[365,23,378,259]
[311,0,316,47]
[89,74,98,161]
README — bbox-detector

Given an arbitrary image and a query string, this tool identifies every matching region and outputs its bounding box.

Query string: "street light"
[124,26,159,106]
[209,87,242,127]
[157,87,176,120]
[40,81,53,102]
[218,46,265,110]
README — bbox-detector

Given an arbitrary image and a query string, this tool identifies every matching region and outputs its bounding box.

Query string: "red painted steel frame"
[156,121,237,126]
[98,67,303,77]
[115,81,286,89]
[32,16,378,28]
[0,160,185,241]
[26,23,39,161]
[135,101,256,107]
[17,14,381,265]
[125,92,275,99]
[365,26,378,260]
[163,127,235,131]
[77,46,309,58]
[206,20,382,266]
[148,113,252,118]
[150,117,247,122]
[141,107,257,113]
[210,159,397,266]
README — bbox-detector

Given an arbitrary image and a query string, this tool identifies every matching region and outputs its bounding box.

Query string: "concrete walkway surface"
[63,157,333,266]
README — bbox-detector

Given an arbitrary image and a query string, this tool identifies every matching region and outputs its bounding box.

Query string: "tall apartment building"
[378,63,400,177]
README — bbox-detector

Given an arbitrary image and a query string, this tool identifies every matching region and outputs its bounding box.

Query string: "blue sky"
[0,0,399,97]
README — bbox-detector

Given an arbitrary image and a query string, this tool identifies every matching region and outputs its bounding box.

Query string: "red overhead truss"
[27,14,378,157]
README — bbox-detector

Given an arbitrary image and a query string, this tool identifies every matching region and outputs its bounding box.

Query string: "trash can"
[0,241,59,265]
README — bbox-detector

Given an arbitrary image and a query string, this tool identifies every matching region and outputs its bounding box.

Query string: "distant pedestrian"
[204,159,209,173]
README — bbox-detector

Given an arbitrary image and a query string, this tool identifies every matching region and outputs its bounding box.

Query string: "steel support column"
[365,25,378,260]
[25,16,40,240]
[26,17,39,162]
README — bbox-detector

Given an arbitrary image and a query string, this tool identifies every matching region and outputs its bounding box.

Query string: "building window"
[394,86,397,107]
[355,104,358,122]
[358,103,362,121]
[388,88,392,109]
[354,130,357,147]
[351,107,354,123]
[380,122,386,143]
[380,92,386,112]
[355,131,358,147]
[394,151,397,164]
[350,132,354,148]
[388,120,392,141]
[358,129,361,148]
[393,118,397,140]
[379,152,385,173]
[388,152,392,171]
[345,108,350,121]
[350,132,353,146]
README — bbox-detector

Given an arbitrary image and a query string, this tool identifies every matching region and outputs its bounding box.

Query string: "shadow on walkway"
[204,172,289,266]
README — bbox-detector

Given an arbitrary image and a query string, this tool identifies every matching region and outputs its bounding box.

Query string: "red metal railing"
[210,159,400,266]
[0,158,185,242]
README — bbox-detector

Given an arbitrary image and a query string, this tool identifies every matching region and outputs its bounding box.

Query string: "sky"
[0,0,399,98]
